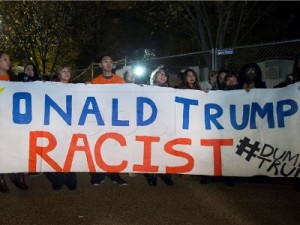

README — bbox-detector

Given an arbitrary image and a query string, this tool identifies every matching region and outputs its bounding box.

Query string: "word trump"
[12,93,298,130]
[29,131,233,175]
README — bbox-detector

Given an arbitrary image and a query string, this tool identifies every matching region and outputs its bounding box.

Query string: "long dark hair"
[179,68,200,90]
[239,63,264,87]
[24,63,40,81]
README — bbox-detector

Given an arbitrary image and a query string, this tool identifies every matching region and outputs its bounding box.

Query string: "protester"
[44,65,77,190]
[18,63,41,176]
[223,73,241,90]
[274,54,300,191]
[216,70,229,90]
[208,70,218,90]
[90,54,127,186]
[239,63,267,91]
[18,63,40,82]
[0,51,28,192]
[144,65,174,186]
[177,68,201,90]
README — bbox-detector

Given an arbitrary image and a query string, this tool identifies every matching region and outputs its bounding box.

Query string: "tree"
[180,1,278,50]
[0,1,80,74]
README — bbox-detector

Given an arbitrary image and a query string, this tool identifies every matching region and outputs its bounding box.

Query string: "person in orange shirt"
[90,54,127,186]
[91,54,125,84]
[0,50,10,81]
[0,51,29,192]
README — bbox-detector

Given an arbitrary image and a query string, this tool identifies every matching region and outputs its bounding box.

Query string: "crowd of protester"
[0,50,299,193]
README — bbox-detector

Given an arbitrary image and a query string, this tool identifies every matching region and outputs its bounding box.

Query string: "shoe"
[145,174,157,186]
[112,178,128,186]
[92,180,104,186]
[10,174,28,190]
[66,173,77,190]
[159,174,174,186]
[0,175,9,193]
[129,173,137,177]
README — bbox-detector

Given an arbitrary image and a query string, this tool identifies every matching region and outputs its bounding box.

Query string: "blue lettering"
[44,95,72,125]
[277,99,298,127]
[230,104,250,130]
[136,97,157,126]
[112,98,129,126]
[205,103,223,130]
[175,96,198,129]
[13,92,32,124]
[250,102,274,129]
[78,97,104,126]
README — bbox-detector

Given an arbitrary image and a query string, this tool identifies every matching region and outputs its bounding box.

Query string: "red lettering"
[94,132,128,172]
[63,134,96,172]
[133,136,159,172]
[201,139,233,176]
[29,131,62,172]
[165,138,194,173]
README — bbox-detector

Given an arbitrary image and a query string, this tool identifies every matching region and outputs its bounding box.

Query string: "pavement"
[0,173,299,225]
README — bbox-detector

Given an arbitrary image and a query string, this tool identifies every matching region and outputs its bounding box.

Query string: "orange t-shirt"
[0,74,9,81]
[91,73,125,84]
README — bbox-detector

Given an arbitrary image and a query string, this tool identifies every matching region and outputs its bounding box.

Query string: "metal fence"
[73,39,300,87]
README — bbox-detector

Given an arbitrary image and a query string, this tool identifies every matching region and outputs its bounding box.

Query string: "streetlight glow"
[134,66,145,77]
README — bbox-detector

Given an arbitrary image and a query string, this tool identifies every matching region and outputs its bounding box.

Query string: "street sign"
[217,48,234,55]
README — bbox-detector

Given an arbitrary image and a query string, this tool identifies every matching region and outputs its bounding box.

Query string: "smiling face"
[0,53,11,74]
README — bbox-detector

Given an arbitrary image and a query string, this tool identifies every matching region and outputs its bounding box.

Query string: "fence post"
[214,48,218,71]
[91,63,94,80]
[211,48,215,71]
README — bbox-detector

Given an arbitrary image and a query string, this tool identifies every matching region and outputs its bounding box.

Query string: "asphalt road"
[0,173,299,225]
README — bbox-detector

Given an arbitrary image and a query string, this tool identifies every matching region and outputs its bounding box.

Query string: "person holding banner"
[90,54,127,186]
[274,54,300,191]
[0,51,28,192]
[239,63,267,91]
[144,65,174,186]
[176,68,201,90]
[43,65,77,190]
[18,63,40,82]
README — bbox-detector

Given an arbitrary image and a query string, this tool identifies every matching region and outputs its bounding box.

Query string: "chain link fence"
[73,39,300,87]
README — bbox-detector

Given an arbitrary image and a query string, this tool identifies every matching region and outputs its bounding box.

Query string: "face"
[100,56,113,73]
[218,72,227,83]
[225,75,238,86]
[25,65,34,77]
[210,74,217,84]
[246,67,257,80]
[0,53,11,72]
[186,71,196,86]
[59,67,71,83]
[155,69,168,86]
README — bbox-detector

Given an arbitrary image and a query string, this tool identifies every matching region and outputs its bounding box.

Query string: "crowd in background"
[0,50,299,193]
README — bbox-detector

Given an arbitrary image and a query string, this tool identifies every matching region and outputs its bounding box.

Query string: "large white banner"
[0,81,299,177]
